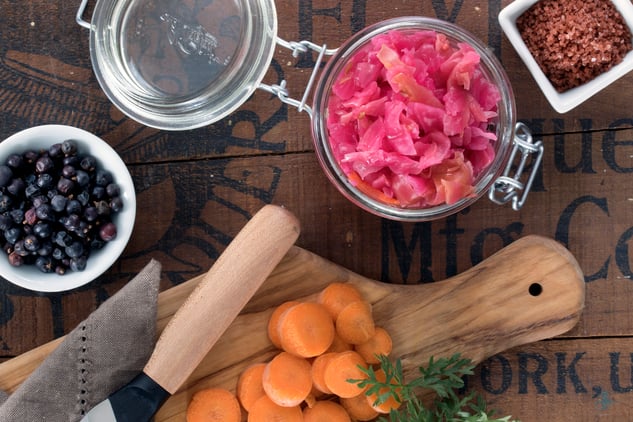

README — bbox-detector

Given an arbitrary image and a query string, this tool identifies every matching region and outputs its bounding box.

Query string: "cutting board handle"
[369,235,586,374]
[143,204,300,394]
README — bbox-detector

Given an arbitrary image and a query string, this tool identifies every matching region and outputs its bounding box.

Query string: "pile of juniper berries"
[0,139,123,274]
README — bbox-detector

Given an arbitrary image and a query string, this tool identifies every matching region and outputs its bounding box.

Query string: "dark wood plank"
[2,1,633,421]
[471,338,633,422]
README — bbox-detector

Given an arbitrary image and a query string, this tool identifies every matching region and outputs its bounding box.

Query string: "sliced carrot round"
[340,394,379,421]
[236,362,267,412]
[262,351,313,407]
[186,388,241,422]
[304,392,319,408]
[303,400,352,422]
[336,300,375,345]
[366,368,402,414]
[354,326,393,364]
[327,332,353,353]
[267,301,300,349]
[323,350,368,398]
[278,302,335,357]
[317,282,364,319]
[311,352,338,394]
[247,395,303,422]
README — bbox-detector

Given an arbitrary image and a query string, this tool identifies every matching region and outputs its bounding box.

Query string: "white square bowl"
[499,0,633,113]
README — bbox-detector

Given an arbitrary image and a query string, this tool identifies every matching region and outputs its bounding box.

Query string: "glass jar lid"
[85,0,277,130]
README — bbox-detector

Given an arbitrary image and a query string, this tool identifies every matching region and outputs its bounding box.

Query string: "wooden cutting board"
[0,234,585,421]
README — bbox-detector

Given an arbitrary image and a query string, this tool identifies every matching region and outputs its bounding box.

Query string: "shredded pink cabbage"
[326,29,501,208]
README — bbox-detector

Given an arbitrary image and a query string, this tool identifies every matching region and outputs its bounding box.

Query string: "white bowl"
[499,0,633,113]
[0,125,136,292]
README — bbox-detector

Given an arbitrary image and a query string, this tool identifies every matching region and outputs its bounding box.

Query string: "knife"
[81,205,301,421]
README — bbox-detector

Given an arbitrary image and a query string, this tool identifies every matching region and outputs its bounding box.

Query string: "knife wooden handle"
[143,204,300,394]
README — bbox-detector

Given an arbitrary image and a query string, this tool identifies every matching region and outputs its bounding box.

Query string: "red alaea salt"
[517,0,632,92]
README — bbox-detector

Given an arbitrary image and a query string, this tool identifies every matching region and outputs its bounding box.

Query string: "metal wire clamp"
[489,122,544,211]
[258,38,338,119]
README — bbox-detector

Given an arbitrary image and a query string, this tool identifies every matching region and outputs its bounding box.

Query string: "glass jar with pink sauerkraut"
[311,17,543,221]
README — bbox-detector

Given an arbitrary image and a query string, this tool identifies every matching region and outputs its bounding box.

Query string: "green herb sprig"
[352,353,518,422]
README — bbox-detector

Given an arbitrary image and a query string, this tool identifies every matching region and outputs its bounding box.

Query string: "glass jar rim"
[311,16,517,221]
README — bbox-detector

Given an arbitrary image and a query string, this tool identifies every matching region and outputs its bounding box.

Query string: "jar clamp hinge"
[258,38,338,119]
[76,0,92,29]
[488,122,544,211]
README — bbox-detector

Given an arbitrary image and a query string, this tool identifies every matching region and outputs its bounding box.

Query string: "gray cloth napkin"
[0,259,161,422]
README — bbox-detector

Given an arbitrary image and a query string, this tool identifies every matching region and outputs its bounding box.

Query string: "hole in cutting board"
[528,283,543,297]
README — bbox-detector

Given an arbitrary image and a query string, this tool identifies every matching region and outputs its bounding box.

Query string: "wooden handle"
[143,205,300,394]
[366,235,585,380]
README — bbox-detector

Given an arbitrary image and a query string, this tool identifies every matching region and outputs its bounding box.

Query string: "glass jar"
[77,0,278,130]
[310,16,541,221]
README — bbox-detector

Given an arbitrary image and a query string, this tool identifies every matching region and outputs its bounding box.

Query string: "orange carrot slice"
[336,300,375,345]
[236,362,267,412]
[247,395,303,422]
[354,326,393,364]
[327,332,353,353]
[348,171,400,205]
[303,400,352,422]
[304,392,319,408]
[262,351,313,407]
[267,301,300,349]
[311,352,338,395]
[366,368,402,414]
[186,388,241,422]
[317,282,364,320]
[323,351,368,398]
[340,394,379,421]
[277,302,335,357]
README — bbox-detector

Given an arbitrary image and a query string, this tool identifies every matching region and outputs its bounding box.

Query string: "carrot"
[311,352,338,394]
[366,368,402,414]
[236,362,267,412]
[323,350,368,398]
[335,300,376,345]
[277,302,335,357]
[262,351,313,407]
[303,400,352,422]
[318,282,364,319]
[186,388,241,422]
[304,392,318,408]
[354,326,393,364]
[340,394,379,421]
[247,395,303,422]
[348,171,400,205]
[327,332,353,353]
[267,301,300,349]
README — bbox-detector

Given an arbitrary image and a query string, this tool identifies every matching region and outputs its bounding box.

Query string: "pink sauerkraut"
[326,29,501,208]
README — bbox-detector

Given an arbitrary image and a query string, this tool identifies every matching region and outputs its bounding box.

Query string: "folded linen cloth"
[0,259,161,421]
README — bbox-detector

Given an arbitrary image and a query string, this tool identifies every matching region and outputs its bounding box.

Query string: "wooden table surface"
[1,1,633,420]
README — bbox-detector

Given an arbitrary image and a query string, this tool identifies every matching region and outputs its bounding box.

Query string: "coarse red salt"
[517,0,632,92]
